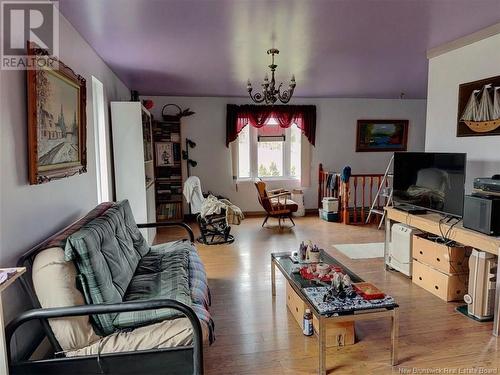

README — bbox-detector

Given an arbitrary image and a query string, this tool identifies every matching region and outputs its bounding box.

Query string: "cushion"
[65,318,210,357]
[270,197,298,212]
[65,200,149,335]
[32,247,100,351]
[113,247,192,329]
[44,202,115,250]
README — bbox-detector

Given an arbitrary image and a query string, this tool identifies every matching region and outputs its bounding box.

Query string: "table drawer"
[412,234,469,274]
[286,281,355,347]
[412,260,467,301]
[313,315,355,347]
[286,281,307,328]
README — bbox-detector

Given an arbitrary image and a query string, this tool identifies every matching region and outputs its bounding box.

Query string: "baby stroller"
[183,176,235,245]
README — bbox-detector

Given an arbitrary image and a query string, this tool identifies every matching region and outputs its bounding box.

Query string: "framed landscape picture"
[356,119,409,152]
[27,42,87,184]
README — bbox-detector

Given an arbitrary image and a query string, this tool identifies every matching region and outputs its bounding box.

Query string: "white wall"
[0,15,130,356]
[143,96,427,211]
[426,33,500,191]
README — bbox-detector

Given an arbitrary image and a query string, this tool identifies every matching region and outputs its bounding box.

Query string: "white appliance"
[387,223,420,277]
[464,249,497,320]
[111,102,156,244]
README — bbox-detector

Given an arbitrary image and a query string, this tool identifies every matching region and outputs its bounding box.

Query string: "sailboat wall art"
[457,75,500,137]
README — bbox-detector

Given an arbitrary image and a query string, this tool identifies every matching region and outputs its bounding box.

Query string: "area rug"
[333,242,385,259]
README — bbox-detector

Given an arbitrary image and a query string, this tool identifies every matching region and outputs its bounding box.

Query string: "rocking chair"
[197,212,234,245]
[184,176,235,245]
[254,180,298,228]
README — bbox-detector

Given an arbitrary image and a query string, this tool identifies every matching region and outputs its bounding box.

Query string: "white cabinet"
[111,102,156,244]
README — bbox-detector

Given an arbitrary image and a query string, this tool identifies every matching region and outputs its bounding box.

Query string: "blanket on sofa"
[149,240,215,344]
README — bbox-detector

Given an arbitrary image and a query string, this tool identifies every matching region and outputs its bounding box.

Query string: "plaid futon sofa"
[64,200,214,339]
[8,200,213,375]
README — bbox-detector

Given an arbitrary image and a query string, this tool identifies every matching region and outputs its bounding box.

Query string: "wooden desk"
[384,207,500,336]
[0,268,26,375]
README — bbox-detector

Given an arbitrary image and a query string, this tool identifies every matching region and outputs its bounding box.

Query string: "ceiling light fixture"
[247,48,296,104]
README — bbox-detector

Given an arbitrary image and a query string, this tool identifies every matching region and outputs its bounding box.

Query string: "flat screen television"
[392,152,467,217]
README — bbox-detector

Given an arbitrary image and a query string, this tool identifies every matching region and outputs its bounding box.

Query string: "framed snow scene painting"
[27,42,87,184]
[457,75,500,137]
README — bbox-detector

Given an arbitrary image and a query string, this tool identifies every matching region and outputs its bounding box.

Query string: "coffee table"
[271,250,399,374]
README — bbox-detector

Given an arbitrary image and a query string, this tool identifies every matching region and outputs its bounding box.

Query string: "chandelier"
[247,48,296,104]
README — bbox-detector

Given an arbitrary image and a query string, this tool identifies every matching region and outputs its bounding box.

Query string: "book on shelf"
[157,202,183,220]
[157,189,172,194]
[173,143,181,161]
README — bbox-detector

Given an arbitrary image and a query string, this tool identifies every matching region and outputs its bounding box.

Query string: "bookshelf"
[153,118,184,221]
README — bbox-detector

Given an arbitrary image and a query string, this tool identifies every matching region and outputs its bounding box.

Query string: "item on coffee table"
[299,241,307,261]
[305,240,313,261]
[342,274,352,288]
[332,272,342,290]
[352,282,385,300]
[316,263,330,277]
[299,264,333,282]
[329,271,356,299]
[309,246,320,263]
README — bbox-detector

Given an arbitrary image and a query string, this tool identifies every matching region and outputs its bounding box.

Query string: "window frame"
[237,124,300,182]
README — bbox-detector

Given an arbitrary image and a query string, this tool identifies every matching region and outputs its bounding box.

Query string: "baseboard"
[243,211,266,217]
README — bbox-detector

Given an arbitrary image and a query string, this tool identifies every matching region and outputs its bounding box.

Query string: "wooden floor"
[157,215,500,374]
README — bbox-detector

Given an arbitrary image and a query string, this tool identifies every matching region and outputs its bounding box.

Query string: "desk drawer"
[286,281,354,347]
[412,260,467,301]
[412,234,469,274]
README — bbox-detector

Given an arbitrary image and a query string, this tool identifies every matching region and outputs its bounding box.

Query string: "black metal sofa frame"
[7,221,204,375]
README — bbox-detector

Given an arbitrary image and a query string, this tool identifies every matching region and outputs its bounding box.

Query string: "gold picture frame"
[27,41,87,184]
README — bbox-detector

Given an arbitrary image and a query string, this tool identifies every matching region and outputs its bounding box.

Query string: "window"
[258,135,283,177]
[92,76,109,203]
[237,118,302,180]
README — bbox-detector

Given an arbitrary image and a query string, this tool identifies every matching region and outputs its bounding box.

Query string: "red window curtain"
[226,104,316,147]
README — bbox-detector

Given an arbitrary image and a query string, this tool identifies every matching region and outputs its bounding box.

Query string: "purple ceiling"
[58,0,500,99]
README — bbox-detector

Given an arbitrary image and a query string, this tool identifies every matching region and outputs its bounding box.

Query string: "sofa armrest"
[6,299,203,375]
[137,222,195,242]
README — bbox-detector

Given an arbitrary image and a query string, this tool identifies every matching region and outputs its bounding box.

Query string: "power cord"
[436,215,469,284]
